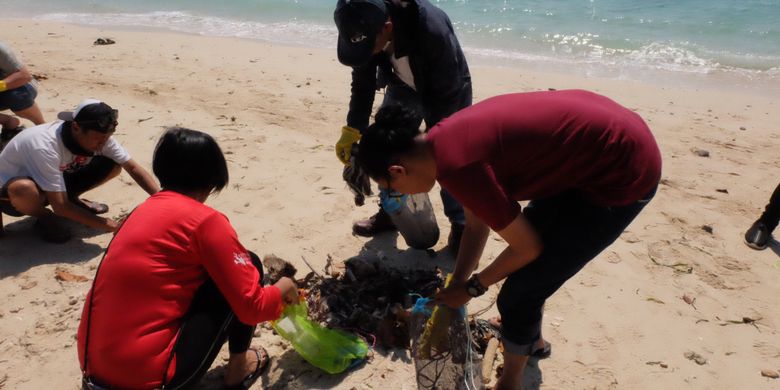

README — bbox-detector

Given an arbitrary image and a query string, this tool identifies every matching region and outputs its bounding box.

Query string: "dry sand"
[0,20,778,389]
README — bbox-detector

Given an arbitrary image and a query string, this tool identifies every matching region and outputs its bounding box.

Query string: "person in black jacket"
[334,0,471,251]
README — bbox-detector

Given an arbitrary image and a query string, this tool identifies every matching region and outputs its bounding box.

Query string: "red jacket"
[77,191,282,389]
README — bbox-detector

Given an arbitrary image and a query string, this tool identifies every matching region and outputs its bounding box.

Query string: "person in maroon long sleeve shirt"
[357,90,661,389]
[78,128,298,390]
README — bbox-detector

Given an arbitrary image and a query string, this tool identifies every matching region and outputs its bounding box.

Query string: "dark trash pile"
[263,254,443,349]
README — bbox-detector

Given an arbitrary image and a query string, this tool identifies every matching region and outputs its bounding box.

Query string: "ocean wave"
[35,11,337,48]
[31,10,777,83]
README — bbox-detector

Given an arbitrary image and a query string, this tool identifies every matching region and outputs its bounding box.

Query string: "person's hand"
[106,218,120,233]
[335,126,361,165]
[274,277,299,305]
[343,156,372,206]
[434,281,472,308]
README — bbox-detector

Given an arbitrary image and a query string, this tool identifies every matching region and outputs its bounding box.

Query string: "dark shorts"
[0,178,34,216]
[0,83,38,112]
[497,187,657,355]
[0,156,119,217]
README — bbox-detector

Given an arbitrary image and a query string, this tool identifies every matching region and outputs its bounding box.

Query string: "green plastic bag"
[272,302,369,374]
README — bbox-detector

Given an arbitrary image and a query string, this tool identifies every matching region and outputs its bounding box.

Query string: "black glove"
[343,147,372,206]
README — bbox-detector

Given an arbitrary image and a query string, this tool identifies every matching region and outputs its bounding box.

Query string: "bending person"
[0,99,158,241]
[0,41,45,125]
[333,0,471,250]
[77,128,298,390]
[357,90,662,389]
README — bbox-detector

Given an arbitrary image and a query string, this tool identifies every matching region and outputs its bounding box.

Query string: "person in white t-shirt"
[0,99,160,242]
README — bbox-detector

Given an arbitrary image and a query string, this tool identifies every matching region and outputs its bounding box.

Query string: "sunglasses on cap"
[77,109,119,133]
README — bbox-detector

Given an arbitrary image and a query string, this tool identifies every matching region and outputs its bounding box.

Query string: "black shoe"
[0,125,24,152]
[448,223,465,255]
[744,221,770,250]
[353,208,396,237]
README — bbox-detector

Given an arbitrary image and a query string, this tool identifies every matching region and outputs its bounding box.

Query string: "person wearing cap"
[0,41,45,127]
[0,99,159,242]
[333,0,471,250]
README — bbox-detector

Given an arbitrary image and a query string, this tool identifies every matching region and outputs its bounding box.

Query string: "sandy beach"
[0,19,779,389]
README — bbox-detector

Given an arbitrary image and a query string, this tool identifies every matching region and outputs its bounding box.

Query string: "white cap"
[57,99,103,121]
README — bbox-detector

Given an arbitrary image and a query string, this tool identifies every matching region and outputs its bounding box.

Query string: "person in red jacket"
[357,90,662,389]
[77,127,298,390]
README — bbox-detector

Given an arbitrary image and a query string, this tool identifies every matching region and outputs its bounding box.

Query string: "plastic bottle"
[382,191,440,249]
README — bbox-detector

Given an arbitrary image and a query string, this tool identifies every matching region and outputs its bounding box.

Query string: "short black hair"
[356,104,422,181]
[75,103,118,134]
[153,127,229,193]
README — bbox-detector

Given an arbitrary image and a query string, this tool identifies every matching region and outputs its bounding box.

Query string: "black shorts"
[0,83,37,112]
[0,177,34,216]
[0,156,119,217]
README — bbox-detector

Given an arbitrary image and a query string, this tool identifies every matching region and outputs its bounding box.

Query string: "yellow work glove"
[0,80,7,92]
[335,126,361,165]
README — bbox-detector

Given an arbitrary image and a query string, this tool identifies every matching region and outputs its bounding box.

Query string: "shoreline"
[0,18,779,390]
[5,16,778,98]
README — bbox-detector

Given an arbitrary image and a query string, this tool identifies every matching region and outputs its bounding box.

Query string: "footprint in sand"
[604,251,622,264]
[754,341,780,359]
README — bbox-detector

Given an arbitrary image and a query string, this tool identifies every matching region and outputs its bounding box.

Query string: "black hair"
[153,127,229,193]
[73,103,118,134]
[356,104,423,181]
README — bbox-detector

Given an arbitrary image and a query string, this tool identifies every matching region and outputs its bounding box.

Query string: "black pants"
[164,252,264,389]
[758,182,780,233]
[64,156,119,201]
[0,156,118,216]
[497,188,656,354]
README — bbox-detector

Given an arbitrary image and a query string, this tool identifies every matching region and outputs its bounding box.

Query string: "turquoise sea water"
[4,0,779,88]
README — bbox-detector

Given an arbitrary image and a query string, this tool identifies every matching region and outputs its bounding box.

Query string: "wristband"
[0,80,7,92]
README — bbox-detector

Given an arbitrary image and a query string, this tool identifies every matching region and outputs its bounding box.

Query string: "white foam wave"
[35,11,337,48]
[31,11,778,84]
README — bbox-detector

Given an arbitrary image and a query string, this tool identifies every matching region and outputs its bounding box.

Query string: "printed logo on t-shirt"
[233,252,250,266]
[60,155,92,173]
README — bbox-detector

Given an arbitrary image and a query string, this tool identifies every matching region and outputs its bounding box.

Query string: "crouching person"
[78,128,299,390]
[0,99,159,241]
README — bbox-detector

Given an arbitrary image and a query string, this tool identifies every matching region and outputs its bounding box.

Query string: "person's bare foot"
[224,347,269,388]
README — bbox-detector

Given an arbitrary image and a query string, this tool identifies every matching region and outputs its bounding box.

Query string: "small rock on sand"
[20,280,38,290]
[761,369,779,379]
[54,268,88,283]
[684,351,707,365]
[692,148,710,157]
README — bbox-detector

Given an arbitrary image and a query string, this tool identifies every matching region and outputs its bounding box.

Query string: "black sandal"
[225,347,270,390]
[74,198,110,215]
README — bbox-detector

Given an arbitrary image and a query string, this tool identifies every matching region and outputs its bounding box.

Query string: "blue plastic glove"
[380,189,408,214]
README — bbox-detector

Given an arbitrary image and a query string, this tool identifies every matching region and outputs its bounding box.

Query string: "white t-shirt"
[385,44,416,91]
[0,121,131,192]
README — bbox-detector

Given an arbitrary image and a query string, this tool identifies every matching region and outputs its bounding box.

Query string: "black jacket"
[345,0,472,132]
